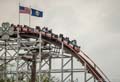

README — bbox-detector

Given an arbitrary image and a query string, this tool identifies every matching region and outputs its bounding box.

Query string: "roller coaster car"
[16,24,23,32]
[35,26,41,32]
[59,34,63,38]
[11,24,16,31]
[70,40,80,53]
[63,37,70,46]
[71,40,77,45]
[43,28,53,38]
[14,24,22,32]
[20,25,34,33]
[54,34,58,38]
[48,29,52,33]
[11,24,14,27]
[59,34,64,41]
[22,25,29,32]
[64,37,70,44]
[28,27,34,33]
[74,46,80,53]
[42,27,48,32]
[51,33,58,39]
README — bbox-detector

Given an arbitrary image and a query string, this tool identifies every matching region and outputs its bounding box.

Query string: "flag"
[19,6,30,14]
[31,8,43,17]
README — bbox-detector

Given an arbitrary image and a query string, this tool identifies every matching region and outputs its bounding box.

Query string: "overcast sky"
[0,0,120,82]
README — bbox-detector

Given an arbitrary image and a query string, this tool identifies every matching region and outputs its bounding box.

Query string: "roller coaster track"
[0,23,111,82]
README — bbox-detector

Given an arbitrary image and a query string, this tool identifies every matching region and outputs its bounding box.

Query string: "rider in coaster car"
[36,26,41,32]
[55,34,58,38]
[71,40,77,45]
[42,27,48,32]
[71,40,77,48]
[65,37,70,44]
[48,29,52,33]
[59,34,64,41]
[70,40,80,50]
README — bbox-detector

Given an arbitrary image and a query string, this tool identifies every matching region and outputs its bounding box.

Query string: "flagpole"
[18,0,20,25]
[29,5,31,27]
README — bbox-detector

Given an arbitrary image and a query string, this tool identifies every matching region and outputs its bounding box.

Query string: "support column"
[84,63,87,82]
[31,54,36,82]
[16,27,20,82]
[48,56,51,82]
[27,62,29,82]
[94,64,96,82]
[71,56,73,82]
[61,42,64,82]
[4,41,7,82]
[38,32,42,82]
